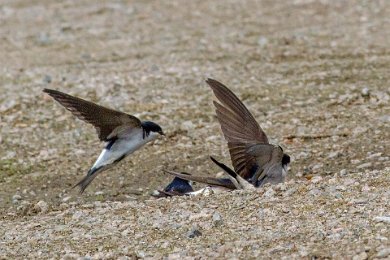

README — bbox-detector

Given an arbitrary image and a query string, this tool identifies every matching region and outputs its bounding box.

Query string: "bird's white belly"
[91,130,158,169]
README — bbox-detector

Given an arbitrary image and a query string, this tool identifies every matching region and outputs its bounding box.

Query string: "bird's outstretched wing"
[163,170,236,190]
[206,78,269,179]
[43,89,141,141]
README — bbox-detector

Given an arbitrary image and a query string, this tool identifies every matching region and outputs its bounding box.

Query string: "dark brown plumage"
[43,89,164,193]
[206,78,270,180]
[162,78,290,193]
[43,89,141,141]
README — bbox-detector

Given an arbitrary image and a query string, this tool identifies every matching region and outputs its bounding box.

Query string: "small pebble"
[263,187,275,197]
[275,183,287,191]
[376,248,390,258]
[43,75,52,84]
[72,211,84,220]
[36,32,50,45]
[187,227,202,238]
[374,216,390,224]
[12,194,22,202]
[284,187,297,197]
[357,162,372,169]
[257,36,268,47]
[361,87,370,97]
[62,196,72,202]
[312,164,323,172]
[212,212,223,227]
[59,203,69,210]
[343,178,356,186]
[361,185,370,192]
[352,251,367,260]
[309,188,322,196]
[328,151,340,159]
[339,169,347,176]
[33,201,48,213]
[180,121,195,131]
[311,176,322,183]
[62,253,80,260]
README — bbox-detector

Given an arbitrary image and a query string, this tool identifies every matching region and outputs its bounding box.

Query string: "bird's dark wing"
[206,78,269,179]
[43,89,141,141]
[163,170,236,190]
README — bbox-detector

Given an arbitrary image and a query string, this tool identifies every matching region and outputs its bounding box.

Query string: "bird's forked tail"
[72,166,102,194]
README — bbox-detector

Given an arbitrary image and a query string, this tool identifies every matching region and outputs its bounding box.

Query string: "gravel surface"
[0,0,389,258]
[2,169,390,258]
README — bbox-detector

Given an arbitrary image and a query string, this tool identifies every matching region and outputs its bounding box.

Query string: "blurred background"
[0,0,389,209]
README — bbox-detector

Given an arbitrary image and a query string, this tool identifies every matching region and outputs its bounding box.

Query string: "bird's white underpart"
[91,129,159,170]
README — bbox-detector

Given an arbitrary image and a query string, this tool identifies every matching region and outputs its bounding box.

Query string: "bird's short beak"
[160,131,165,136]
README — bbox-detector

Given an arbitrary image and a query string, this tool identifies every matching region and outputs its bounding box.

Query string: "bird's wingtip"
[162,169,175,174]
[209,156,238,178]
[209,155,218,164]
[205,78,217,84]
[42,88,58,96]
[163,169,191,176]
[205,78,227,91]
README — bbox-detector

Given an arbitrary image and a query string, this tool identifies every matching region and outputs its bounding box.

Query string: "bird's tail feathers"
[73,166,102,194]
[209,156,237,178]
[209,156,255,190]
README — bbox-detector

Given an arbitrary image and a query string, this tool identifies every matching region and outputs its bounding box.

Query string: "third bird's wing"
[163,170,236,190]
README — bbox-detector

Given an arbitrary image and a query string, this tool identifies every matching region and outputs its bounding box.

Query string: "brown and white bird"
[43,89,164,193]
[165,78,290,191]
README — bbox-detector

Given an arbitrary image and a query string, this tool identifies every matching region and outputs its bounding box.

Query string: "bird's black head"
[282,154,291,167]
[278,146,290,167]
[141,121,164,137]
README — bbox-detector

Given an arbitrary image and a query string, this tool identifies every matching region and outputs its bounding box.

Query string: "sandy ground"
[0,0,389,258]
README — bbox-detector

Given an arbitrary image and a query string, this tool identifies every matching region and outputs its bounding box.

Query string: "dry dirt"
[0,0,389,259]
